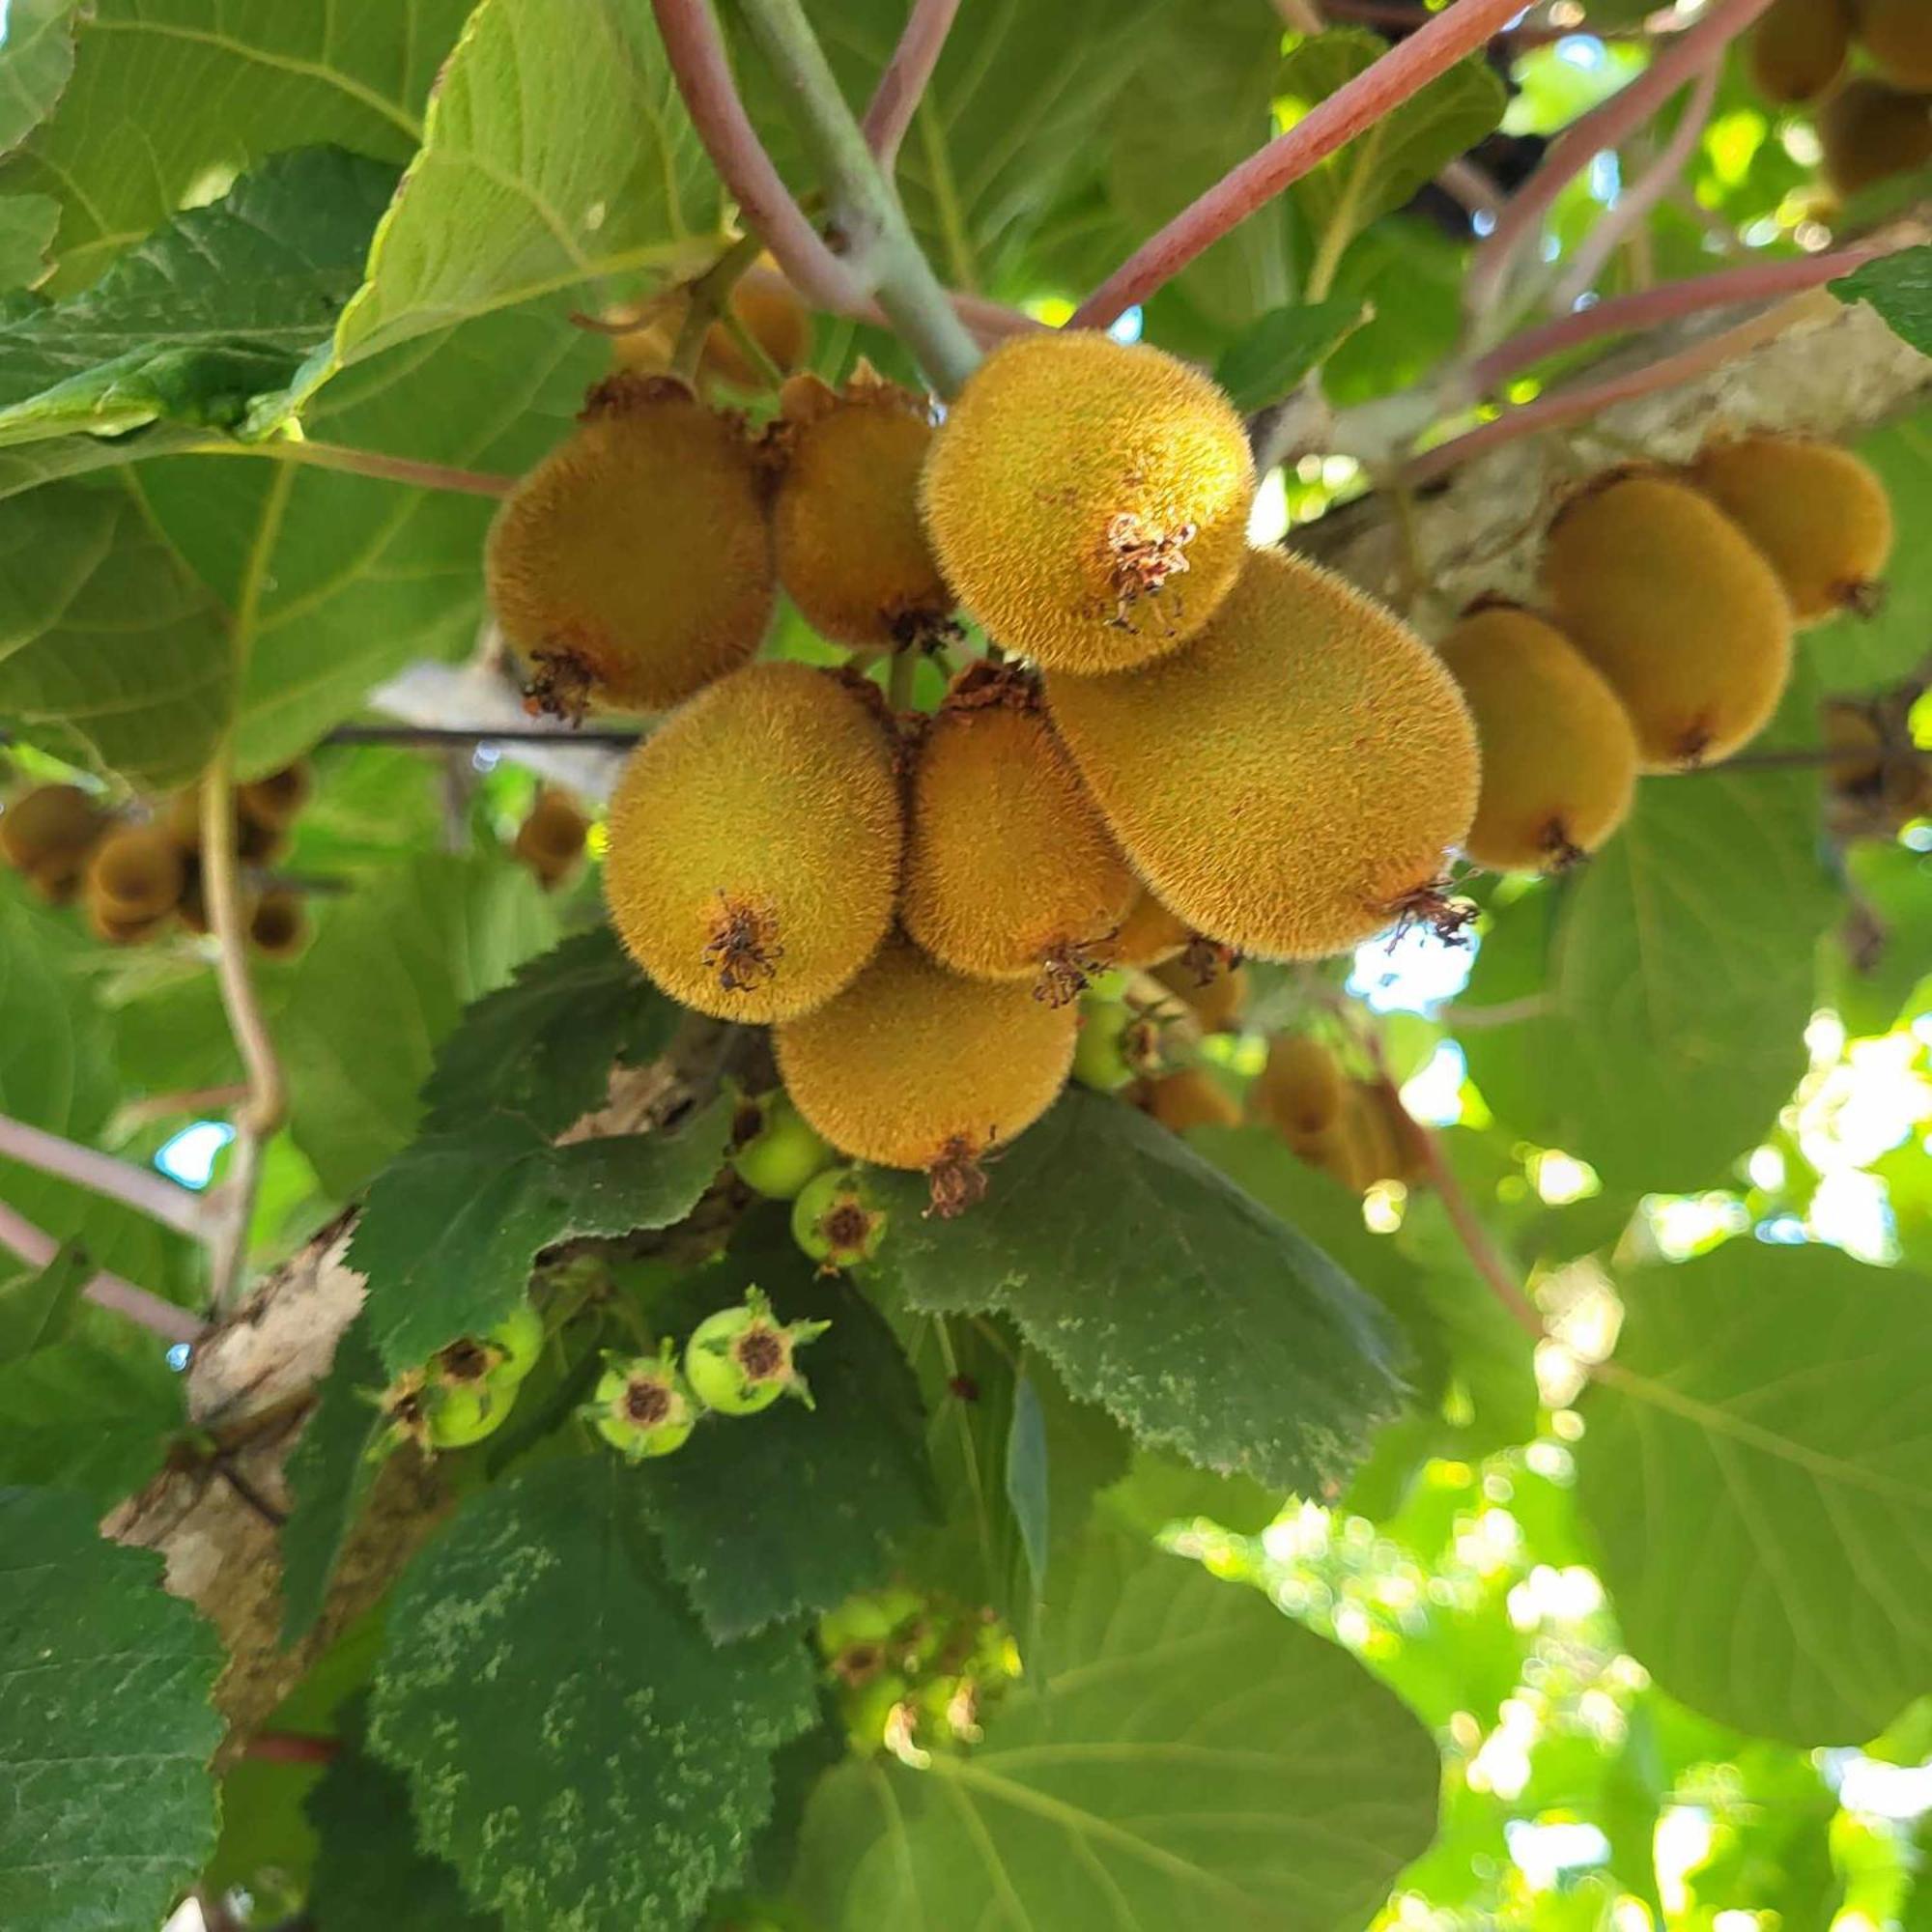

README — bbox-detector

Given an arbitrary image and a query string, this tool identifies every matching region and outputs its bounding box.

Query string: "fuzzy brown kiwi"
[249,889,308,959]
[1689,437,1894,623]
[1251,1034,1347,1149]
[774,934,1077,1211]
[1151,955,1248,1033]
[87,903,176,947]
[901,665,1136,1003]
[921,332,1255,674]
[701,263,812,389]
[238,762,312,829]
[1139,1066,1240,1133]
[1749,0,1851,102]
[1,783,105,896]
[86,826,187,922]
[1048,547,1479,959]
[604,662,902,1023]
[486,374,775,719]
[1856,0,1932,90]
[1817,77,1932,195]
[1539,473,1794,770]
[1435,606,1638,872]
[514,788,591,888]
[772,372,952,648]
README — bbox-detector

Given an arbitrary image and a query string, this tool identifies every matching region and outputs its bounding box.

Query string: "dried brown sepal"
[523,648,597,725]
[925,1135,990,1218]
[579,369,696,422]
[701,894,784,995]
[1105,511,1196,630]
[1384,880,1478,948]
[1538,819,1588,872]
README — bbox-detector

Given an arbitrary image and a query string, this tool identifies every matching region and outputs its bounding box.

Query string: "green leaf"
[0,194,57,291]
[1459,767,1838,1190]
[0,147,394,446]
[353,1096,732,1375]
[868,1090,1406,1495]
[369,1456,819,1932]
[0,478,229,788]
[0,1485,224,1927]
[279,854,560,1197]
[1214,298,1368,412]
[790,1531,1439,1930]
[327,0,715,377]
[1577,1242,1932,1745]
[0,1,83,158]
[1099,1450,1280,1540]
[6,0,471,295]
[280,1317,388,1645]
[0,1341,184,1508]
[0,1237,87,1362]
[422,924,678,1139]
[644,1217,935,1641]
[306,1700,496,1932]
[1832,243,1932,354]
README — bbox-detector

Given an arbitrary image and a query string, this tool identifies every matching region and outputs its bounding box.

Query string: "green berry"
[589,1346,698,1460]
[843,1672,912,1755]
[817,1586,923,1655]
[791,1166,888,1270]
[684,1287,829,1415]
[487,1302,545,1385]
[1071,998,1139,1093]
[424,1380,512,1450]
[731,1090,835,1200]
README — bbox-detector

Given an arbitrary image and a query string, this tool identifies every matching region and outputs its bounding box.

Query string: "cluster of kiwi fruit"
[1749,0,1932,195]
[0,768,313,956]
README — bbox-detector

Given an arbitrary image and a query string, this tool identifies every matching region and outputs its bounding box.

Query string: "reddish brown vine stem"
[1069,0,1524,329]
[862,0,961,172]
[0,1197,204,1345]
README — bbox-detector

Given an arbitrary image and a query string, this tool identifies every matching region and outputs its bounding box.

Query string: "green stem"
[733,0,980,396]
[888,644,920,711]
[669,229,769,384]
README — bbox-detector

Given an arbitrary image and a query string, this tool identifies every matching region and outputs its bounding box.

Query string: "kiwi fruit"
[85,825,187,923]
[901,665,1136,1001]
[604,662,902,1023]
[921,331,1255,674]
[87,904,176,948]
[1856,0,1932,90]
[1139,1066,1240,1133]
[238,762,312,829]
[1689,437,1893,624]
[1435,606,1638,871]
[486,373,775,719]
[1817,78,1932,196]
[249,889,308,960]
[1749,0,1851,103]
[774,934,1077,1211]
[1093,887,1192,970]
[1151,955,1248,1033]
[1539,473,1794,770]
[514,788,591,888]
[701,263,812,390]
[1,783,105,898]
[772,372,952,647]
[1251,1033,1347,1149]
[1048,547,1479,959]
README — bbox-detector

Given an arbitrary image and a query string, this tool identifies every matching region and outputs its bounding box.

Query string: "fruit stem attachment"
[731,0,982,396]
[0,1114,212,1240]
[189,437,517,498]
[861,0,960,172]
[202,750,289,1312]
[668,229,770,383]
[0,1197,204,1345]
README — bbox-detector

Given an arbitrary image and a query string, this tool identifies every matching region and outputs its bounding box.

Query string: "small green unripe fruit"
[487,1303,546,1385]
[590,1348,698,1459]
[817,1587,924,1656]
[684,1287,829,1415]
[1072,999,1140,1094]
[792,1167,889,1270]
[732,1091,836,1200]
[424,1381,512,1451]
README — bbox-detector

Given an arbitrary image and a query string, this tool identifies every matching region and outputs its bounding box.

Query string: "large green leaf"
[278,854,559,1197]
[0,1,83,158]
[0,1237,87,1363]
[0,1485,224,1928]
[4,0,473,295]
[327,0,716,376]
[1833,244,1932,355]
[1459,767,1837,1189]
[790,1531,1440,1930]
[351,1095,731,1375]
[0,194,57,291]
[0,146,394,446]
[0,1339,184,1508]
[867,1090,1406,1496]
[1577,1242,1932,1746]
[369,1456,820,1932]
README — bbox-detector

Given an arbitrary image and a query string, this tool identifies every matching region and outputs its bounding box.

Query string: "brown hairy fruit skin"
[248,890,308,960]
[1817,78,1932,195]
[86,826,187,922]
[1095,887,1192,969]
[1435,606,1638,872]
[1048,548,1479,960]
[1152,956,1248,1033]
[775,935,1076,1206]
[1139,1067,1239,1133]
[1689,438,1894,624]
[1540,474,1794,771]
[486,374,775,718]
[87,903,175,947]
[772,373,952,647]
[1252,1034,1347,1148]
[1,784,105,892]
[901,667,1136,1001]
[921,332,1255,674]
[514,788,590,888]
[701,266,811,390]
[238,762,312,828]
[1857,0,1932,89]
[1748,0,1851,102]
[604,662,902,1023]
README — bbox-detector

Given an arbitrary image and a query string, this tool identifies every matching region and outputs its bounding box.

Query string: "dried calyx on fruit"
[771,370,952,649]
[486,373,775,720]
[1152,951,1247,1033]
[604,662,902,1023]
[683,1287,830,1415]
[588,1345,700,1460]
[247,889,308,960]
[901,663,1135,1005]
[792,1165,891,1270]
[921,331,1256,674]
[1048,546,1479,959]
[1435,605,1638,873]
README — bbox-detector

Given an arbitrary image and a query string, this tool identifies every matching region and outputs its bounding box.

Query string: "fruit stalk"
[0,1113,212,1239]
[732,0,982,394]
[0,1196,204,1345]
[860,0,961,171]
[1067,0,1524,330]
